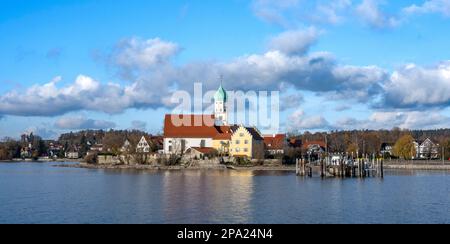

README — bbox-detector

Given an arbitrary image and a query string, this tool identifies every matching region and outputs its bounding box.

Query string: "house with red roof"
[263,134,287,155]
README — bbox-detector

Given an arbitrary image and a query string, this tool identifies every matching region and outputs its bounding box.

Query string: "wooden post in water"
[358,159,362,178]
[320,159,325,178]
[352,157,356,177]
[361,158,364,178]
[338,159,341,177]
[375,158,379,177]
[380,159,384,178]
[363,158,366,178]
[302,159,306,176]
[296,158,299,176]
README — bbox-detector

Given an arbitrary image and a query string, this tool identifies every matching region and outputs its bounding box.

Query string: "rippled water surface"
[0,162,449,223]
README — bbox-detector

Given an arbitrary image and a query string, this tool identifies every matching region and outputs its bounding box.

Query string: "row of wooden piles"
[295,158,384,178]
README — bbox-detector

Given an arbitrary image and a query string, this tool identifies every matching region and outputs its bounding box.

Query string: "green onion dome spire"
[214,84,227,102]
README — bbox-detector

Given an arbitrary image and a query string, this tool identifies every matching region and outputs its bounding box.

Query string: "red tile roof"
[189,147,218,154]
[263,134,286,150]
[164,115,264,141]
[302,140,326,149]
[244,127,264,141]
[164,114,218,138]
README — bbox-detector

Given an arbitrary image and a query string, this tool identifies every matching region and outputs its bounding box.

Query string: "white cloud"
[314,0,352,24]
[113,37,180,70]
[252,0,353,26]
[287,109,450,131]
[403,0,450,17]
[268,27,320,55]
[287,109,330,131]
[252,0,450,29]
[336,110,450,130]
[280,93,304,111]
[356,0,401,29]
[382,62,450,108]
[55,117,116,130]
[1,36,449,119]
[0,75,132,116]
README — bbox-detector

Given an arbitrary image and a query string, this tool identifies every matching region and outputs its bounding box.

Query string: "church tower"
[214,83,228,126]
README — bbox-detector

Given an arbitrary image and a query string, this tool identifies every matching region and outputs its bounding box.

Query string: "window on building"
[169,146,172,152]
[201,140,206,148]
[244,148,248,152]
[240,133,244,137]
[236,140,240,144]
[236,148,240,152]
[245,140,249,144]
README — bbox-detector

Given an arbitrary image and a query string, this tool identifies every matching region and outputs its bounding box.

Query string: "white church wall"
[164,138,213,154]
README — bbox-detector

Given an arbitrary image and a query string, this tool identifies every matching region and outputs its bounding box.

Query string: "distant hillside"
[290,128,450,154]
[58,129,154,145]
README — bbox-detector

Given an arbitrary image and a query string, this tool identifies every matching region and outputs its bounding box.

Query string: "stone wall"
[97,155,121,165]
[251,158,282,166]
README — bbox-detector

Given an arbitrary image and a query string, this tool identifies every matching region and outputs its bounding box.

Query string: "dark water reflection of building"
[161,170,256,223]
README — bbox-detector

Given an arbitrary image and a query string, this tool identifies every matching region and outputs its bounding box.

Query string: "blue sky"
[1,0,450,139]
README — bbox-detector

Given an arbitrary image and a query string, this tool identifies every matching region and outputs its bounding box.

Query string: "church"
[163,84,265,159]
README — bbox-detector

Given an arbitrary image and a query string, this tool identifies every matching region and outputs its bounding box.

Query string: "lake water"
[0,162,449,224]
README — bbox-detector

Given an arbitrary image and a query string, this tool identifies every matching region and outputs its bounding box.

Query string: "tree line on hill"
[0,129,156,160]
[58,129,155,155]
[1,128,450,161]
[289,128,450,160]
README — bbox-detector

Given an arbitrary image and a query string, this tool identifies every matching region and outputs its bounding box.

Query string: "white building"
[163,114,217,154]
[121,139,131,153]
[65,145,80,159]
[136,136,151,153]
[414,138,439,159]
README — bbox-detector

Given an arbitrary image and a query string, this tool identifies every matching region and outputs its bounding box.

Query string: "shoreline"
[55,162,450,171]
[55,163,297,171]
[3,160,450,171]
[1,158,82,163]
[384,164,450,170]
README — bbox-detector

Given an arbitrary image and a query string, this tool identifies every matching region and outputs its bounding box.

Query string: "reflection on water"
[0,162,449,224]
[161,170,255,223]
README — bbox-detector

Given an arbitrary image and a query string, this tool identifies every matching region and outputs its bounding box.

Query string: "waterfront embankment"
[2,158,82,163]
[56,162,297,171]
[55,160,450,171]
[383,160,450,170]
